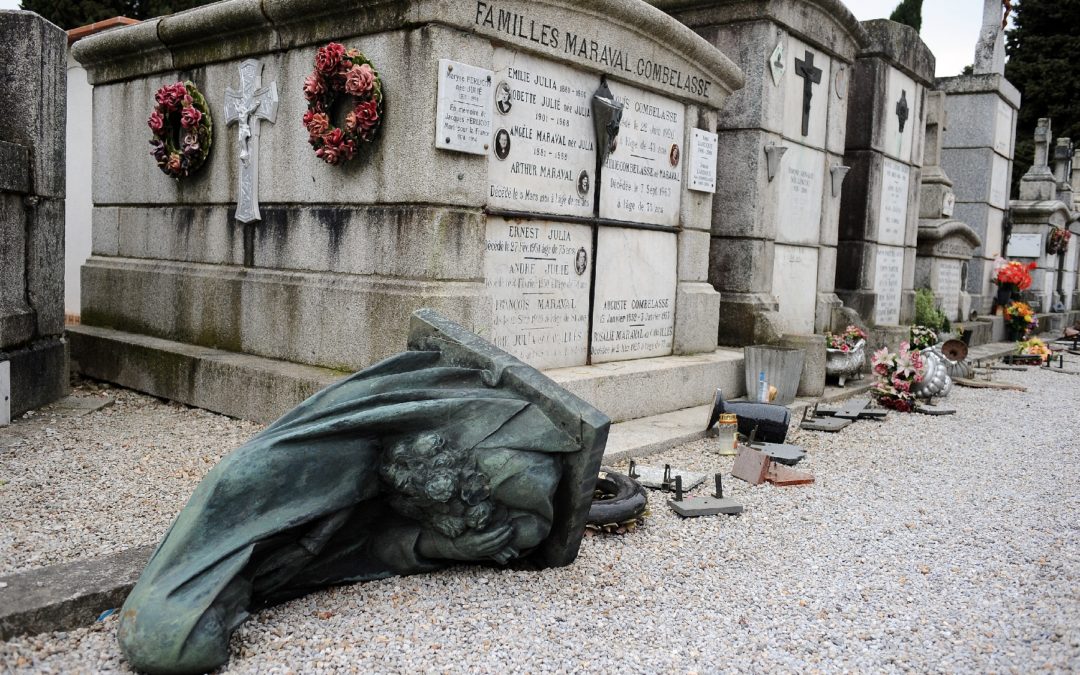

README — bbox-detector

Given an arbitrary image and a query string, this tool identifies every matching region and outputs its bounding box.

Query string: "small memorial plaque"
[487,49,597,218]
[689,128,718,193]
[994,99,1013,156]
[874,245,904,325]
[1009,233,1042,258]
[775,146,824,245]
[485,217,593,369]
[435,59,494,155]
[591,228,677,363]
[771,245,818,333]
[878,158,910,246]
[936,260,961,321]
[599,81,685,227]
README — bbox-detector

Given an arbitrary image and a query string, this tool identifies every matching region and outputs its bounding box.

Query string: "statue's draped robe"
[118,350,577,674]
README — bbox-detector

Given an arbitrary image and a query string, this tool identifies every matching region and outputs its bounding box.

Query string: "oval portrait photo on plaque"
[577,170,590,196]
[575,247,588,276]
[494,128,511,160]
[495,81,512,115]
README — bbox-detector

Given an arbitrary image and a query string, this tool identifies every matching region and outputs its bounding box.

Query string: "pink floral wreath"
[303,42,384,165]
[147,81,213,179]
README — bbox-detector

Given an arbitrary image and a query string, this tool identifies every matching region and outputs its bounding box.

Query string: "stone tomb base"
[1,338,68,419]
[69,325,745,425]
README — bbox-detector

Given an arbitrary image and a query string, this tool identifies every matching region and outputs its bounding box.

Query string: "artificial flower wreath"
[303,42,384,165]
[147,81,213,179]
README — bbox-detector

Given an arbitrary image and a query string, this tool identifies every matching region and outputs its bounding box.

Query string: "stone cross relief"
[225,59,279,224]
[896,90,909,134]
[794,50,822,137]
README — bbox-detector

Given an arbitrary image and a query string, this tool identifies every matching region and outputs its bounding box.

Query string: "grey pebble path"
[1,367,1077,673]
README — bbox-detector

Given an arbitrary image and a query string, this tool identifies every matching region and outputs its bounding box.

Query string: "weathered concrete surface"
[0,545,153,640]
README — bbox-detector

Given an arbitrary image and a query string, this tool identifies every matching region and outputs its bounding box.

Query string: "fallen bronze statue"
[117,310,609,674]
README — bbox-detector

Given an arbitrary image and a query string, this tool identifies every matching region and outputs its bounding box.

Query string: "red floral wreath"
[147,81,213,179]
[303,42,384,165]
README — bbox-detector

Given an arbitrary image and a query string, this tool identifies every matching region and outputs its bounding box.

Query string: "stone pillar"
[653,0,867,345]
[1009,119,1072,312]
[935,76,1020,315]
[915,91,981,323]
[0,10,69,418]
[837,19,934,337]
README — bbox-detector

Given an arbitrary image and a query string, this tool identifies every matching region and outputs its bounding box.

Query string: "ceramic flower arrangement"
[824,324,866,352]
[870,342,926,412]
[148,81,213,179]
[303,42,384,165]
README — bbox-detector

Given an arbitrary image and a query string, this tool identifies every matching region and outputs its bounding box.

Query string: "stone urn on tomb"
[824,339,866,387]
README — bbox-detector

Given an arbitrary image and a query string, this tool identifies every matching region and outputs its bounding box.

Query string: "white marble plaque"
[599,81,685,227]
[989,154,1009,209]
[689,128,718,193]
[985,209,1004,261]
[873,245,905,325]
[782,37,828,148]
[1009,233,1042,258]
[878,158,910,246]
[885,68,917,163]
[994,99,1014,156]
[771,244,818,334]
[485,217,593,369]
[935,259,962,321]
[488,49,597,218]
[435,59,494,155]
[942,191,955,218]
[591,228,677,363]
[775,145,824,245]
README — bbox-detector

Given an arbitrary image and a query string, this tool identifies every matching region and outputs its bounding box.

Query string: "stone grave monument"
[837,19,934,342]
[0,10,69,419]
[651,0,867,344]
[915,91,981,323]
[936,0,1020,316]
[68,0,745,423]
[1009,119,1073,313]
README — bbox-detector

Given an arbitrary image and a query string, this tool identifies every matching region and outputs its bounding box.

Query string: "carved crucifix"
[794,50,822,137]
[896,90,909,134]
[225,59,279,224]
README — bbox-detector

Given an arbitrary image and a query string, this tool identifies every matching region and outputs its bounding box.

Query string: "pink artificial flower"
[305,112,331,137]
[167,153,182,175]
[148,109,165,133]
[353,99,380,137]
[315,42,346,74]
[840,344,849,352]
[180,105,203,130]
[344,63,375,96]
[303,73,327,102]
[155,82,187,109]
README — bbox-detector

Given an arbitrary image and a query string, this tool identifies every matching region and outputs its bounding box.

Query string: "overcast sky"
[1,0,990,76]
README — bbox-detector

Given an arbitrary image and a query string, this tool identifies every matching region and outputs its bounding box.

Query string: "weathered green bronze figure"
[118,311,609,674]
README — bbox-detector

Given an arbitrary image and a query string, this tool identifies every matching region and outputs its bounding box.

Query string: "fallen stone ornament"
[669,474,743,517]
[116,310,609,675]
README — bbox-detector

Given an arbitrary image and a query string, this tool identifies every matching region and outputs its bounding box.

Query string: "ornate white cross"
[225,59,278,224]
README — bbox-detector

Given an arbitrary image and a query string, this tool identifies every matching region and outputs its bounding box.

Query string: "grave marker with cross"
[225,59,279,224]
[794,50,822,137]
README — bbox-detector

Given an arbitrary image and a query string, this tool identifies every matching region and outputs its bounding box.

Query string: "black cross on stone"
[794,50,822,137]
[896,89,909,134]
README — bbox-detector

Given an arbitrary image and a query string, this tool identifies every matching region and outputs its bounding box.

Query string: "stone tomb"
[0,11,69,418]
[653,0,867,343]
[68,0,743,421]
[936,0,1020,315]
[837,19,934,330]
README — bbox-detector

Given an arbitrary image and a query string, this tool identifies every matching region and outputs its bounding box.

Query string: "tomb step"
[69,325,746,425]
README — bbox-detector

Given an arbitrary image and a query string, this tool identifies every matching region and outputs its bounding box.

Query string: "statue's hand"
[451,524,513,559]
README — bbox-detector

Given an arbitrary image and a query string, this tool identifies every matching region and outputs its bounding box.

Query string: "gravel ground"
[0,380,262,575]
[2,365,1079,673]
